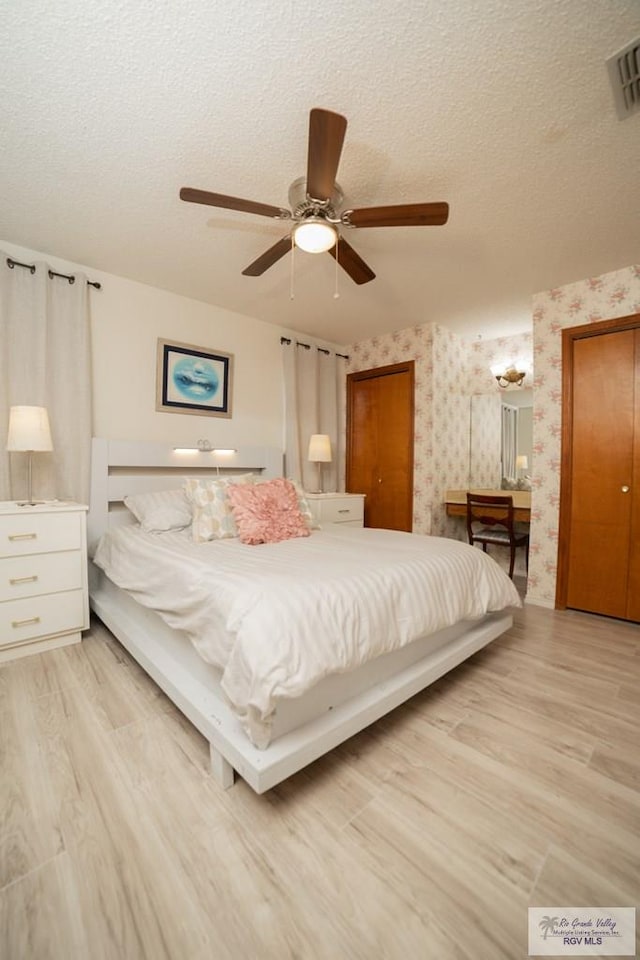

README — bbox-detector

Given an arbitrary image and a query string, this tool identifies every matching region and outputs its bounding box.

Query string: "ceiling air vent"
[606,38,640,119]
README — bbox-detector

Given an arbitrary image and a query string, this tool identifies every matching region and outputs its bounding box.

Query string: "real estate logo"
[528,907,635,956]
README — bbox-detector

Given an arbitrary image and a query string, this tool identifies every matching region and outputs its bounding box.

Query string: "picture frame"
[156,338,233,418]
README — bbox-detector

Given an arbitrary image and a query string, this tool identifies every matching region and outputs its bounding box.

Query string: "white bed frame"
[88,438,513,794]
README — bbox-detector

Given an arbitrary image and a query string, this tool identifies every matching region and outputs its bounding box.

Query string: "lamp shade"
[6,406,53,452]
[516,455,528,470]
[307,434,332,462]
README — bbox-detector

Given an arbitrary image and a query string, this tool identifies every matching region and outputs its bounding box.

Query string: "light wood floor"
[1,600,639,960]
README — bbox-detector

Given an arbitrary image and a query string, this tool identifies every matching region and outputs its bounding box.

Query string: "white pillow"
[288,479,319,529]
[123,488,192,533]
[183,475,255,542]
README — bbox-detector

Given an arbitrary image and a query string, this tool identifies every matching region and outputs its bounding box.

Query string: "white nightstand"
[306,492,365,528]
[0,501,89,662]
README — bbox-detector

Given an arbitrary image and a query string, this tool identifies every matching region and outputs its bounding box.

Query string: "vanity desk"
[444,489,531,523]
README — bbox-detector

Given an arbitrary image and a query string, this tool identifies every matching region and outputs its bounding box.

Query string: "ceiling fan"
[179,108,449,286]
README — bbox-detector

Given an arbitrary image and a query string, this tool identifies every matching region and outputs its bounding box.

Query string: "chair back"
[466,492,515,540]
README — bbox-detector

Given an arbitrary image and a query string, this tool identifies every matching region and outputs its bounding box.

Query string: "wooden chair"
[466,492,529,580]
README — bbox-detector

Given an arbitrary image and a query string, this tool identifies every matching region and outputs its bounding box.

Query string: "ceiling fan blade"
[180,187,290,220]
[242,236,292,276]
[306,108,347,201]
[345,202,449,228]
[328,236,376,285]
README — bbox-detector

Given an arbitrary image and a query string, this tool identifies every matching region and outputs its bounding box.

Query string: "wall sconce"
[6,405,53,505]
[307,434,332,493]
[491,363,527,389]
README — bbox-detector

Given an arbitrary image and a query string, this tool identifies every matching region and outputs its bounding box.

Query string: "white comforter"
[93,525,520,745]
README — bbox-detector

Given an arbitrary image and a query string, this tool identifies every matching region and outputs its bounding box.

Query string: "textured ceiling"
[1,0,638,345]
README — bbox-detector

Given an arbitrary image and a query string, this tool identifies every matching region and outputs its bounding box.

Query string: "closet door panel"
[372,370,414,531]
[347,362,414,532]
[347,376,379,524]
[566,331,635,618]
[626,329,640,621]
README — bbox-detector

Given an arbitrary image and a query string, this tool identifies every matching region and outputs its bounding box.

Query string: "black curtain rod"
[280,336,349,360]
[6,257,102,289]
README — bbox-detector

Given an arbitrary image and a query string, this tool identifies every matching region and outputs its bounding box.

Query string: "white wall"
[2,240,338,450]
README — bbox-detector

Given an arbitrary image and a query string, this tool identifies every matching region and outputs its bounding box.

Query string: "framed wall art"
[156,338,233,418]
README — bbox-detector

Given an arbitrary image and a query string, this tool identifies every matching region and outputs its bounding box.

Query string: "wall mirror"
[469,388,532,488]
[501,388,533,486]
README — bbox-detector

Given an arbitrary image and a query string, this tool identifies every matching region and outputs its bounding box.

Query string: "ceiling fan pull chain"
[290,234,295,300]
[334,239,340,299]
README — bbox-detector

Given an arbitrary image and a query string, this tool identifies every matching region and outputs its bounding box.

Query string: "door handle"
[621,485,630,493]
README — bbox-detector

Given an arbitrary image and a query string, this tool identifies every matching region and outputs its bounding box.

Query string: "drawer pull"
[9,575,39,585]
[8,532,37,541]
[338,509,351,514]
[11,616,41,629]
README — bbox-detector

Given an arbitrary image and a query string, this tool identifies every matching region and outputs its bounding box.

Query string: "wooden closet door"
[565,328,637,618]
[626,329,640,621]
[346,362,414,531]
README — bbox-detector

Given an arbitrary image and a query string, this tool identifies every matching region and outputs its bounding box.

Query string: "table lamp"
[6,405,53,505]
[307,434,332,493]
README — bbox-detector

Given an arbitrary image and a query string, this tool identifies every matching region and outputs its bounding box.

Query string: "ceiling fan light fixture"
[293,218,337,254]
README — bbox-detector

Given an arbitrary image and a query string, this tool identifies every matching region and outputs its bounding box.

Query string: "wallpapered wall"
[347,324,532,540]
[348,325,435,535]
[527,263,640,608]
[470,394,502,487]
[468,333,534,492]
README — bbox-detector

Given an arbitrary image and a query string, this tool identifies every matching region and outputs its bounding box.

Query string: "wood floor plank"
[589,744,640,794]
[0,671,64,891]
[379,707,640,895]
[1,852,91,960]
[29,685,216,960]
[448,708,640,831]
[344,794,526,959]
[1,599,638,959]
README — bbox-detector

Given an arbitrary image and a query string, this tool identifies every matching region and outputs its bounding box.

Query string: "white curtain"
[282,338,346,492]
[1,253,92,503]
[501,403,518,481]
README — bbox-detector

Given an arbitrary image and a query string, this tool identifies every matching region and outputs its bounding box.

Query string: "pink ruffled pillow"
[227,478,311,545]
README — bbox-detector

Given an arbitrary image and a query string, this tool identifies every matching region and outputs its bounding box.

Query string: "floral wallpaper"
[468,332,533,394]
[430,326,471,538]
[347,267,640,595]
[347,324,532,544]
[348,324,434,534]
[470,394,502,487]
[527,263,640,607]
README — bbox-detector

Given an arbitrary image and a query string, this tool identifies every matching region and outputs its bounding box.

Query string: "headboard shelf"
[88,438,283,554]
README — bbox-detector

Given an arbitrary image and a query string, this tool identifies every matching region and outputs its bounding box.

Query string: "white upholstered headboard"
[88,437,283,554]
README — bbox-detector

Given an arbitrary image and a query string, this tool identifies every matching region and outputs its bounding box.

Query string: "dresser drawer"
[318,497,364,524]
[0,551,83,602]
[0,512,83,558]
[1,589,87,646]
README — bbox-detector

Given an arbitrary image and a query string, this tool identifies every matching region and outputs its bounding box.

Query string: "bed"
[88,438,520,793]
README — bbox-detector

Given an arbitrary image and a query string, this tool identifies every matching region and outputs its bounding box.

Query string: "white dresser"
[0,501,89,662]
[306,492,365,528]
